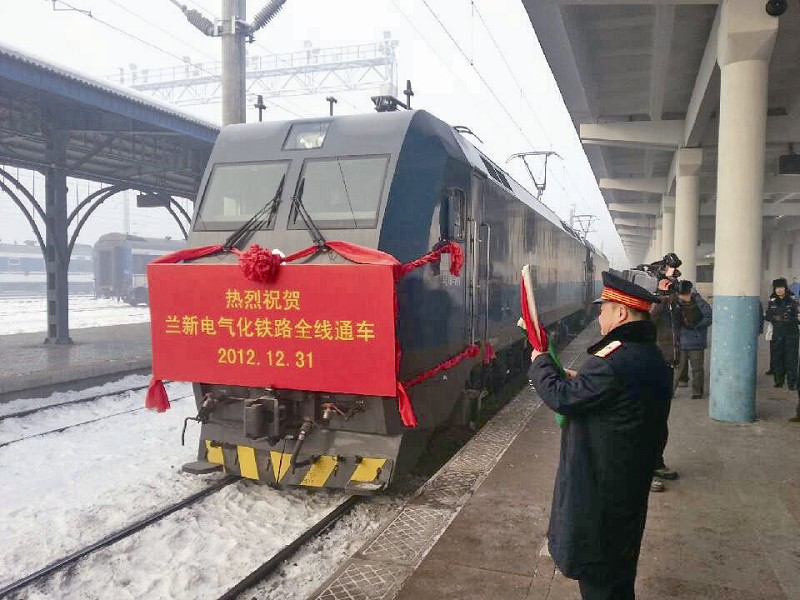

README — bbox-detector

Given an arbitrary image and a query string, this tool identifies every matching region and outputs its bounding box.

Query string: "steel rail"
[0,394,193,450]
[0,384,152,422]
[215,495,363,600]
[0,476,240,599]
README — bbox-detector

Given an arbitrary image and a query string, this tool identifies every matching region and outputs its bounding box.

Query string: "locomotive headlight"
[283,121,330,150]
[298,133,325,149]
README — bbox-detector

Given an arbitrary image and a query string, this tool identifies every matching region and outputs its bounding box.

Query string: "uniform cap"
[593,270,659,312]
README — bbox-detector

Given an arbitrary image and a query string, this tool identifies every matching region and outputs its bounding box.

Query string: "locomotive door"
[467,172,489,345]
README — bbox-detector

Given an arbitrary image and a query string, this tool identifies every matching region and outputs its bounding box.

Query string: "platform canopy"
[524,1,800,265]
[0,42,218,199]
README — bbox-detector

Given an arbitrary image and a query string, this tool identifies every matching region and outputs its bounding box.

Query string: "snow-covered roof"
[0,41,218,142]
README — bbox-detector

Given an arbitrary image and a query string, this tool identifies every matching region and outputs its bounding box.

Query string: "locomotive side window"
[288,155,389,229]
[442,187,466,241]
[195,161,289,231]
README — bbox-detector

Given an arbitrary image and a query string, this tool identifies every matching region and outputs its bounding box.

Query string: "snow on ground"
[0,295,150,335]
[23,482,348,600]
[0,380,189,446]
[0,380,403,600]
[0,383,201,590]
[0,373,151,418]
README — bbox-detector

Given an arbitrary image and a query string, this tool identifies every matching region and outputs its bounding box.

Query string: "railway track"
[0,384,151,421]
[0,481,361,600]
[0,476,240,599]
[215,495,362,600]
[0,393,193,449]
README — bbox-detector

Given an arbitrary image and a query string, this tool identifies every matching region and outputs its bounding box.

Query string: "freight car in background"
[0,241,94,296]
[153,109,608,492]
[93,233,185,305]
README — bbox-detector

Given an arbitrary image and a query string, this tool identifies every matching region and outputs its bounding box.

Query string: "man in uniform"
[528,271,672,600]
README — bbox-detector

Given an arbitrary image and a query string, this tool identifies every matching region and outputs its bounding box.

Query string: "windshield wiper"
[291,178,327,248]
[223,174,285,251]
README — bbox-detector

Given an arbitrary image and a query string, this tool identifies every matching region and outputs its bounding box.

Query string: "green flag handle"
[547,346,568,428]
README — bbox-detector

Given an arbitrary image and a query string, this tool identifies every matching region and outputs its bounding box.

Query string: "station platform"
[313,323,800,600]
[0,323,152,399]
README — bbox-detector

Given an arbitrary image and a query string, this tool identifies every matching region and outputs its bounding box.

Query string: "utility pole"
[170,0,287,126]
[222,0,247,125]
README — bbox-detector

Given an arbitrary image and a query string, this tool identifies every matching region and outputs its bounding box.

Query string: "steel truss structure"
[110,41,399,107]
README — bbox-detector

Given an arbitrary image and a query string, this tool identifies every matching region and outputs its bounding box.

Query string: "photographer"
[641,253,682,489]
[673,281,712,399]
[765,277,800,390]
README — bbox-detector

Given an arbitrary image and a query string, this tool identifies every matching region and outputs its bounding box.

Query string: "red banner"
[148,263,397,396]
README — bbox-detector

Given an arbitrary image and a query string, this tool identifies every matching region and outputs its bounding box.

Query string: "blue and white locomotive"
[93,233,185,305]
[0,241,93,296]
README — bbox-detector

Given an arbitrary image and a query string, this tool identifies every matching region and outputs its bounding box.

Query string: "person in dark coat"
[765,277,800,389]
[673,281,712,399]
[529,271,672,599]
[648,288,680,487]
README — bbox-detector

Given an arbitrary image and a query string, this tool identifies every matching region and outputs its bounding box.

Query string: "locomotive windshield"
[194,160,289,230]
[288,155,389,229]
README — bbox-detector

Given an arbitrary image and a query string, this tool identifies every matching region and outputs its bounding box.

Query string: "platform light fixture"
[765,0,788,17]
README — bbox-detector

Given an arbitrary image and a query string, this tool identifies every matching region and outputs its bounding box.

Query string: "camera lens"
[663,253,682,269]
[766,0,788,17]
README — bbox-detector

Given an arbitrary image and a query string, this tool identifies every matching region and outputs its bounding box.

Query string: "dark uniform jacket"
[765,293,800,339]
[528,320,672,583]
[676,292,713,351]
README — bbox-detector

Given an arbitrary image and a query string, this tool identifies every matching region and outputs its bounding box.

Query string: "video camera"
[621,253,683,295]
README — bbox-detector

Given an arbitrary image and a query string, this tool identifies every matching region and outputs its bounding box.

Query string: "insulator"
[184,9,216,36]
[251,0,287,32]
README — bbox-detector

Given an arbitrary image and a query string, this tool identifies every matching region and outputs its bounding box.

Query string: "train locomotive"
[0,241,93,296]
[148,109,608,493]
[93,233,185,305]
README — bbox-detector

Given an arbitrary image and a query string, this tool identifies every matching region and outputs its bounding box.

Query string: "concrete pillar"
[221,0,247,125]
[661,197,675,256]
[644,231,657,264]
[710,0,778,423]
[674,149,702,282]
[44,130,71,344]
[653,221,663,263]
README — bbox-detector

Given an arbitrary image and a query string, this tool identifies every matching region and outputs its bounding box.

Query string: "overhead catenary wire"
[51,0,221,81]
[388,0,520,142]
[417,0,584,208]
[107,0,218,61]
[463,0,614,241]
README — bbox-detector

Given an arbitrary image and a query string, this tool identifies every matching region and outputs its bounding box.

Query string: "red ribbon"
[394,240,464,280]
[144,377,170,413]
[404,344,480,388]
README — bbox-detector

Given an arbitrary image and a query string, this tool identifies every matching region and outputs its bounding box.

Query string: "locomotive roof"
[94,232,184,250]
[207,110,416,165]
